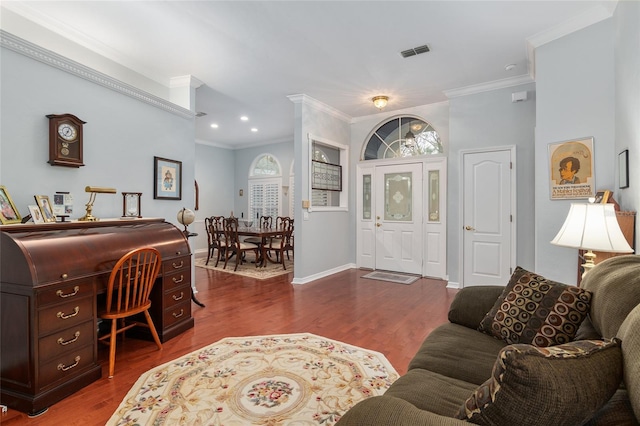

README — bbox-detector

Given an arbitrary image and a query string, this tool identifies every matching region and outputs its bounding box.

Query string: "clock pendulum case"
[46,113,86,167]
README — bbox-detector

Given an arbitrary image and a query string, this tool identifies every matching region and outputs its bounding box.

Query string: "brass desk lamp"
[79,186,116,221]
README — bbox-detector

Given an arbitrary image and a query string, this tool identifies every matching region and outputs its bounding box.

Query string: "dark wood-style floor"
[2,265,456,425]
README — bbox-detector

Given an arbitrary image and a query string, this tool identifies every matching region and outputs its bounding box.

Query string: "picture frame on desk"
[28,205,45,224]
[619,149,629,189]
[154,156,182,200]
[0,185,21,224]
[34,195,56,223]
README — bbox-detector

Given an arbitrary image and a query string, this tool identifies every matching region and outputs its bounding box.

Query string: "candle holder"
[122,192,142,218]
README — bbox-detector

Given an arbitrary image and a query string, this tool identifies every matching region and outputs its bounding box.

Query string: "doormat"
[361,271,420,285]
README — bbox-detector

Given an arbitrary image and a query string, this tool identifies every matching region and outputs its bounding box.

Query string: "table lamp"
[78,186,116,221]
[551,203,633,277]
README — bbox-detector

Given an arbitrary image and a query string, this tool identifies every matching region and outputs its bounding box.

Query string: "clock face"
[57,123,78,142]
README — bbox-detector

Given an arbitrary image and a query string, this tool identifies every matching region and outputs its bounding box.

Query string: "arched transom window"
[248,154,282,221]
[363,116,442,160]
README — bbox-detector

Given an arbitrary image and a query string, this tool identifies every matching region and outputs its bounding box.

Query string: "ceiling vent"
[195,111,207,117]
[400,44,430,58]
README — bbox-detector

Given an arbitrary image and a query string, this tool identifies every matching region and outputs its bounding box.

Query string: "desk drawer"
[39,320,95,364]
[163,300,191,329]
[163,269,191,292]
[38,344,95,390]
[38,281,94,307]
[163,286,189,307]
[38,296,93,335]
[163,257,189,274]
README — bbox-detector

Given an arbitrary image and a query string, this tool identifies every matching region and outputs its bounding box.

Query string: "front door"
[462,148,514,286]
[374,163,423,274]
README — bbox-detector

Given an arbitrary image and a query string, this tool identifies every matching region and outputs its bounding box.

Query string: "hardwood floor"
[1,265,457,425]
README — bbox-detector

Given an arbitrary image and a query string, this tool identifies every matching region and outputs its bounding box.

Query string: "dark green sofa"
[338,255,640,425]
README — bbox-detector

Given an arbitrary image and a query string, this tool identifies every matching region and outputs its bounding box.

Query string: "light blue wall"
[534,19,618,285]
[0,47,195,228]
[614,0,640,247]
[191,142,236,251]
[448,83,536,285]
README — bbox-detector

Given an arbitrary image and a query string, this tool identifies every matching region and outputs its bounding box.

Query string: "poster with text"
[548,137,595,200]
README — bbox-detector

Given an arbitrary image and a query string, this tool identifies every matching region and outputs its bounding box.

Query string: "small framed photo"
[34,195,56,223]
[593,190,611,204]
[29,205,45,224]
[0,185,22,224]
[154,156,182,200]
[619,149,629,189]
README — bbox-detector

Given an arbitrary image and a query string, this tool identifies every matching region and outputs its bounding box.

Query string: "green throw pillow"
[455,339,623,426]
[478,266,592,346]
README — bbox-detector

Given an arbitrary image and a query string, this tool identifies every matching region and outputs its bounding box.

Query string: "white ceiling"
[2,1,617,149]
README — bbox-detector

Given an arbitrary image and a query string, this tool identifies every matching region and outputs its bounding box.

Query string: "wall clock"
[46,113,86,167]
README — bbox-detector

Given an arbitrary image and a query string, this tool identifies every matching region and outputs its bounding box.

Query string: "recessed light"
[251,128,258,132]
[505,64,516,71]
[210,123,219,128]
[240,116,249,121]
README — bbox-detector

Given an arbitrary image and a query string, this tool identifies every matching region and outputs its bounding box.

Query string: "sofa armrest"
[337,396,468,426]
[447,285,505,329]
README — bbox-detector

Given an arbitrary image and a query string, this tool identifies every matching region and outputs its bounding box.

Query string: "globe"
[177,208,195,228]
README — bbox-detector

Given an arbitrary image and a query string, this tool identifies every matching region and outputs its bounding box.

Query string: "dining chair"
[269,217,294,270]
[222,217,260,271]
[98,247,162,378]
[205,216,225,266]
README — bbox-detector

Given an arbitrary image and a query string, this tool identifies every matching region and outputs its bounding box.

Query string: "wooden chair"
[205,216,225,266]
[222,217,260,271]
[270,216,294,262]
[269,217,294,270]
[98,247,162,378]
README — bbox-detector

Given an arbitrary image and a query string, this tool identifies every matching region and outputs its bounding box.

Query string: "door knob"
[465,226,475,231]
[376,223,381,227]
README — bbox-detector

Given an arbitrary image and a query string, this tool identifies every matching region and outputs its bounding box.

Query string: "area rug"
[362,270,420,285]
[107,333,398,425]
[195,251,292,280]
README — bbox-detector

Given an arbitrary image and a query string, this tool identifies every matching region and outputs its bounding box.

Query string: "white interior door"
[462,149,514,286]
[374,163,423,274]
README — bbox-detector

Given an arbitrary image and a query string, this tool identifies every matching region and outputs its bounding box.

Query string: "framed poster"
[0,185,22,224]
[548,137,595,200]
[154,156,182,200]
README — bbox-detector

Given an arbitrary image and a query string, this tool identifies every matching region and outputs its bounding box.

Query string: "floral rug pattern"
[107,333,398,425]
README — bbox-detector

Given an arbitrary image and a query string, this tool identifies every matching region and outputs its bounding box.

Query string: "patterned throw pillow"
[478,266,592,346]
[455,339,623,426]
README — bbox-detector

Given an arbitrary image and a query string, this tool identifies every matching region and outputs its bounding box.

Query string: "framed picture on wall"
[619,149,629,188]
[0,185,22,224]
[154,156,182,200]
[548,137,595,200]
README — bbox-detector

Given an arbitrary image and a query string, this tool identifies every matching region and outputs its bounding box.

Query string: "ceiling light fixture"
[251,128,258,132]
[505,64,516,71]
[404,130,416,147]
[372,96,389,109]
[210,123,218,128]
[240,116,249,121]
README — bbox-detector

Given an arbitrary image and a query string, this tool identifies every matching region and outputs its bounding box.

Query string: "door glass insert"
[428,170,440,222]
[384,172,412,221]
[363,174,371,219]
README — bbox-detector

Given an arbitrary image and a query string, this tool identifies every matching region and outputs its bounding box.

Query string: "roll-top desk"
[0,218,194,415]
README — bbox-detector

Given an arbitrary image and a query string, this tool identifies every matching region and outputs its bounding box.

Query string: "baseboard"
[446,281,462,289]
[291,263,357,285]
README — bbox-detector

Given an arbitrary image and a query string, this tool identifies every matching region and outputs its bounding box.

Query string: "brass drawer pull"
[172,275,184,284]
[172,309,184,319]
[57,306,79,320]
[56,286,80,298]
[57,356,81,372]
[172,260,184,269]
[57,331,80,346]
[172,292,184,301]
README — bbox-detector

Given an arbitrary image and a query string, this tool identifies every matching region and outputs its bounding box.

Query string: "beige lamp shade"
[551,203,632,253]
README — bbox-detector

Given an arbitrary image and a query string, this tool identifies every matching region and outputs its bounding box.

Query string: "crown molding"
[1,30,194,119]
[443,75,534,99]
[288,94,352,123]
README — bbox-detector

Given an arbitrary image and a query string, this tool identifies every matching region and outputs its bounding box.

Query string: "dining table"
[236,226,285,267]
